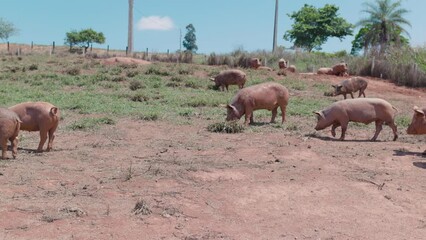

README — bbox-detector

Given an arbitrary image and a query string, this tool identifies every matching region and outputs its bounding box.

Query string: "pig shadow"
[413,162,426,169]
[393,149,426,157]
[305,133,382,142]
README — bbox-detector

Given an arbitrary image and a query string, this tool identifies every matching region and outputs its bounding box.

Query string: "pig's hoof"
[393,135,398,141]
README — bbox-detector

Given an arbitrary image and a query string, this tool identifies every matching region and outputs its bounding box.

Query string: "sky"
[1,0,425,54]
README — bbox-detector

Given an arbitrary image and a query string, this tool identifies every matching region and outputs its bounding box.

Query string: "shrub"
[129,80,144,90]
[207,121,245,133]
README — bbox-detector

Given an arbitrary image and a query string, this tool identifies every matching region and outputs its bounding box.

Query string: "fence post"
[52,41,55,54]
[7,41,9,52]
[126,46,128,56]
[31,41,33,50]
[107,45,109,56]
[371,56,375,75]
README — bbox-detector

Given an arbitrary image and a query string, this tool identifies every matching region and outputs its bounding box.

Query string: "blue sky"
[1,0,425,54]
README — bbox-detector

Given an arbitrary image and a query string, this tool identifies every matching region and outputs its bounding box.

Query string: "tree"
[183,24,198,53]
[0,18,19,42]
[64,28,105,52]
[356,0,411,54]
[351,24,409,55]
[283,4,353,52]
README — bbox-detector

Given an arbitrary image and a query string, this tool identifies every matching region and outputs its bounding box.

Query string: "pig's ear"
[210,77,215,81]
[227,104,239,115]
[413,106,424,116]
[313,111,324,119]
[50,107,59,116]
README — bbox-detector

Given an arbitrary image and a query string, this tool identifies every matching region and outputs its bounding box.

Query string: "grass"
[0,52,373,134]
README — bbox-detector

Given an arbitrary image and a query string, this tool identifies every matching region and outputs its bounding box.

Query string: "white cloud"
[137,16,175,31]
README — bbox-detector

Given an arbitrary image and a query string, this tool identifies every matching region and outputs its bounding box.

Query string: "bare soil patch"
[1,74,426,240]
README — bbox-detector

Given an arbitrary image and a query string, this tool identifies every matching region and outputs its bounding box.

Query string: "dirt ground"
[1,74,426,240]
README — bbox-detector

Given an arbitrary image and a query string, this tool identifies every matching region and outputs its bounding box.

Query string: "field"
[0,54,425,239]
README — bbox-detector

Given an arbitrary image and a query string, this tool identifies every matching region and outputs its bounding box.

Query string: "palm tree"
[357,0,411,54]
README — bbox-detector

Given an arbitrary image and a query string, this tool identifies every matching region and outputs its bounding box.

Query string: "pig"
[314,98,398,141]
[0,108,21,159]
[278,58,287,69]
[287,65,297,73]
[226,82,289,125]
[332,62,349,76]
[317,67,334,75]
[332,77,368,99]
[210,69,247,91]
[406,106,426,135]
[9,102,60,152]
[249,58,262,69]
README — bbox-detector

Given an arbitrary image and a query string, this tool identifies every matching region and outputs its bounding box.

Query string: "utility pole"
[272,0,279,53]
[127,0,134,55]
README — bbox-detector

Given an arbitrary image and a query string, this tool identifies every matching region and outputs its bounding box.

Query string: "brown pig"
[314,98,398,141]
[317,67,334,75]
[210,69,247,91]
[332,77,368,99]
[406,106,426,135]
[0,108,21,159]
[226,82,289,125]
[9,102,60,152]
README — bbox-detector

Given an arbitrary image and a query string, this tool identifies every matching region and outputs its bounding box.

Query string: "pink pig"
[0,108,21,159]
[9,102,60,152]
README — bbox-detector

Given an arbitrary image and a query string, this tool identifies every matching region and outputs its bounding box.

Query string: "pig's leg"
[1,138,7,159]
[245,108,253,125]
[331,123,340,137]
[343,94,347,99]
[225,85,229,91]
[350,92,354,98]
[358,90,362,98]
[10,137,18,159]
[47,127,57,152]
[270,107,278,123]
[280,104,287,123]
[37,129,49,152]
[371,120,383,141]
[388,121,398,141]
[339,121,349,140]
[220,85,224,91]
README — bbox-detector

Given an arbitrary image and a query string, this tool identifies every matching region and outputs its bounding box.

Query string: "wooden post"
[126,46,128,56]
[107,45,109,55]
[90,43,92,52]
[7,41,9,52]
[371,56,375,75]
[52,41,55,54]
[31,41,33,50]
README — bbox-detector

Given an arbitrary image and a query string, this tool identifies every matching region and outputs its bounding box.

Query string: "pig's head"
[332,84,344,96]
[314,111,328,130]
[226,104,242,121]
[210,77,219,87]
[407,106,426,135]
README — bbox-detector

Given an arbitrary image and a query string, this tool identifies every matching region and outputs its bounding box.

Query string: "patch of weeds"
[112,75,127,82]
[170,76,183,82]
[124,162,134,181]
[184,79,203,89]
[67,117,115,131]
[178,68,193,75]
[132,199,152,216]
[109,67,122,75]
[130,93,149,102]
[119,63,138,69]
[166,82,180,88]
[396,115,411,128]
[28,64,38,71]
[129,80,144,90]
[126,70,139,78]
[207,121,245,133]
[178,109,193,117]
[136,112,159,121]
[65,67,81,76]
[145,67,170,76]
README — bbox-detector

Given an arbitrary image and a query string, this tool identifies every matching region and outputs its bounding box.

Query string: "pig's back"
[338,98,395,122]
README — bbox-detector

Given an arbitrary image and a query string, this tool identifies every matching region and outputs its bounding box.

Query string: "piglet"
[0,108,21,159]
[9,101,60,152]
[314,98,398,141]
[332,77,368,99]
